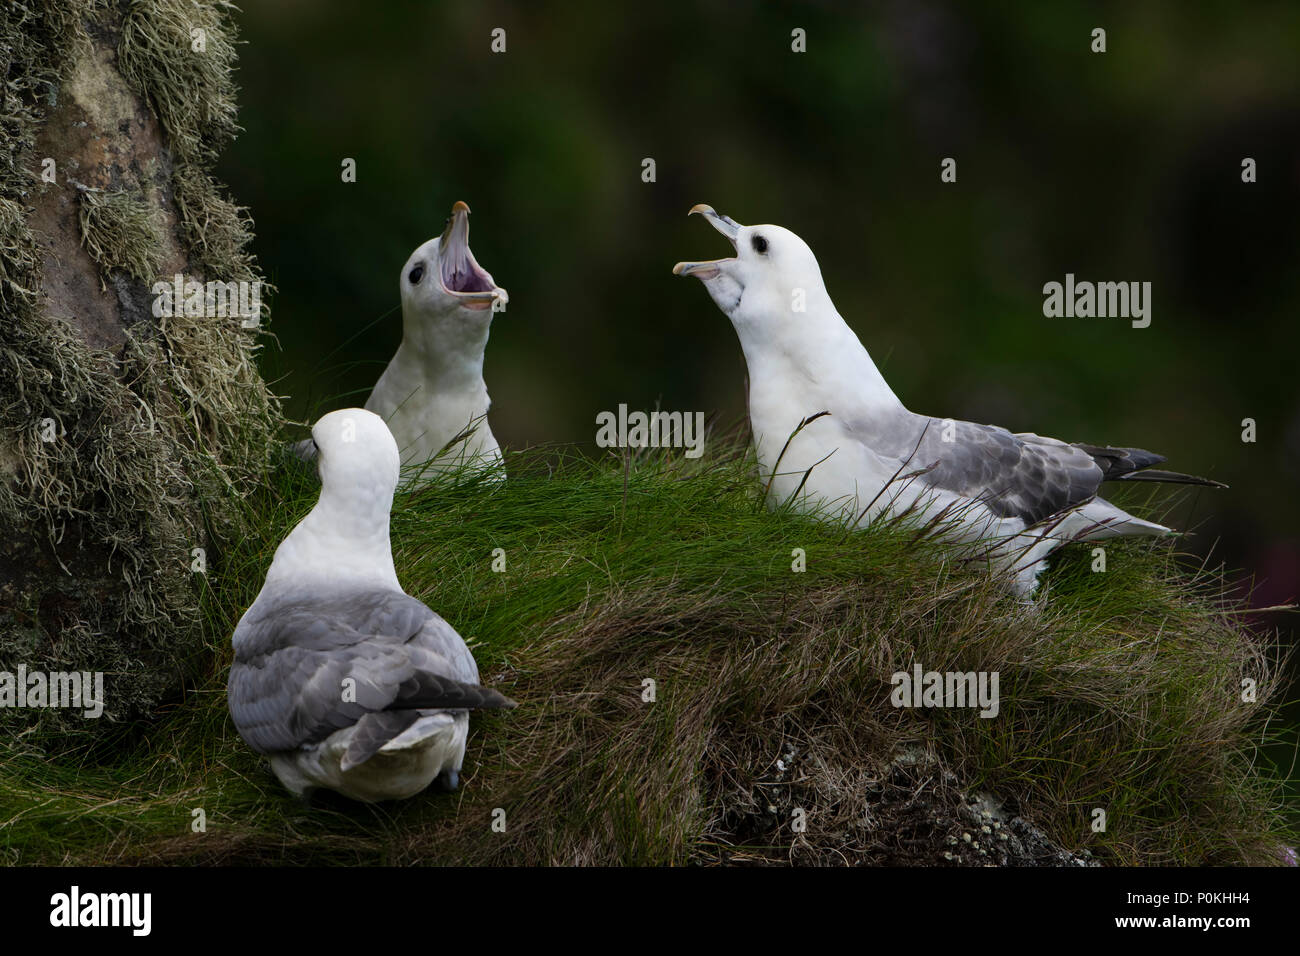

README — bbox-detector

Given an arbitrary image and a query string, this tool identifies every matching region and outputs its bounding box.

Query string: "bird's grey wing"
[386,605,515,709]
[853,415,1105,526]
[407,610,481,685]
[228,592,423,753]
[228,590,509,755]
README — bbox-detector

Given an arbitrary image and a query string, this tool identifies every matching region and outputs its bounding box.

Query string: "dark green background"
[218,2,1299,686]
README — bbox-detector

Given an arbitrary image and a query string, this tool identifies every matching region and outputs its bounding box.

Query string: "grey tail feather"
[1073,442,1226,488]
[340,681,518,772]
[1073,442,1165,478]
[341,711,423,771]
[392,675,519,712]
[1112,468,1228,489]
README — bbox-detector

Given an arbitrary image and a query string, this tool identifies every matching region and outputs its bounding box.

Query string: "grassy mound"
[0,436,1292,866]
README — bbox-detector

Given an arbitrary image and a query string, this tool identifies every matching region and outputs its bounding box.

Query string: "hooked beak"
[439,201,508,311]
[672,204,742,279]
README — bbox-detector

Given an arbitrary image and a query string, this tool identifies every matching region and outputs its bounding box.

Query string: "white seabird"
[673,204,1224,596]
[365,201,509,485]
[228,408,515,802]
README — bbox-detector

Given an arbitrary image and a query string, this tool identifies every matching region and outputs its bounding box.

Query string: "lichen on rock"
[78,186,164,286]
[0,0,280,750]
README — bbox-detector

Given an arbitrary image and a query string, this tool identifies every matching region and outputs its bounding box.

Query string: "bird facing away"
[228,408,515,802]
[673,204,1224,596]
[365,201,509,486]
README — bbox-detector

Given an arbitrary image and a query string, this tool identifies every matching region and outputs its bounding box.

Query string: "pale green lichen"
[78,187,165,286]
[117,0,241,167]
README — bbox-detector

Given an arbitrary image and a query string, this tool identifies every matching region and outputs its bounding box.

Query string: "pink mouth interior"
[442,229,496,293]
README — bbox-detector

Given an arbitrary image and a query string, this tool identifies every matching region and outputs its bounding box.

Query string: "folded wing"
[228,589,514,756]
[855,415,1221,526]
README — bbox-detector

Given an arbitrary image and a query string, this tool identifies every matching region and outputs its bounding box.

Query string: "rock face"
[712,745,1096,866]
[0,1,277,748]
[29,18,187,349]
[856,749,1098,867]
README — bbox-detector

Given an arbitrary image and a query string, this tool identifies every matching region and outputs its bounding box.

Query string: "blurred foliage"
[216,1,1299,733]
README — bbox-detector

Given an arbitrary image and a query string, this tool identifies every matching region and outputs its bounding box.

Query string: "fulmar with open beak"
[366,201,510,485]
[674,204,1223,597]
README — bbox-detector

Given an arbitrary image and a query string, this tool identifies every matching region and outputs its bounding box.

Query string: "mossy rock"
[0,0,279,750]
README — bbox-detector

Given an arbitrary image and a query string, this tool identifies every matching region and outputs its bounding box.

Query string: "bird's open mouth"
[672,204,740,279]
[440,202,506,310]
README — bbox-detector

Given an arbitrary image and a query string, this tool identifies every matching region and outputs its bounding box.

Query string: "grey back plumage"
[228,588,513,756]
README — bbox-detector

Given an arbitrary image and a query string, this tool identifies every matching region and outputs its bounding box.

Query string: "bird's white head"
[311,407,401,514]
[672,204,832,336]
[673,203,902,420]
[399,201,508,358]
[264,408,403,594]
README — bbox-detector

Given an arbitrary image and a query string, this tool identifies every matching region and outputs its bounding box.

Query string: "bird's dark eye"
[752,235,768,255]
[408,264,425,284]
